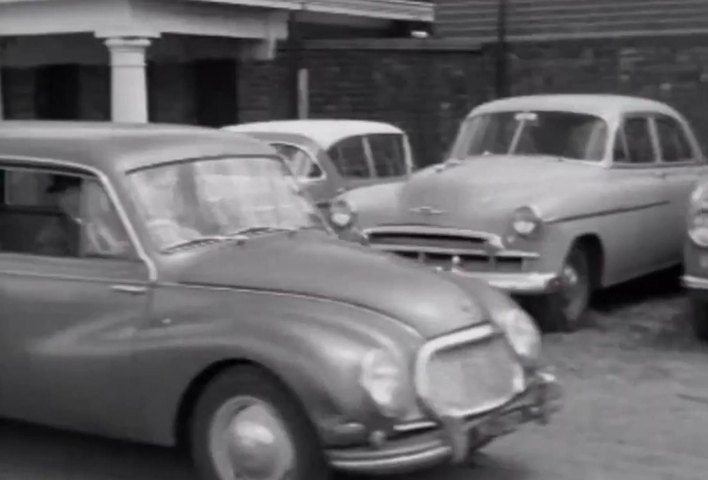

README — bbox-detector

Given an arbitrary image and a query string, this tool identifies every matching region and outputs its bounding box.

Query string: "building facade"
[0,0,433,125]
[435,0,708,150]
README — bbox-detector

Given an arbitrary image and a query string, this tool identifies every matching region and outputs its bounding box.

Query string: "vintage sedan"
[0,121,561,480]
[336,94,708,332]
[222,119,415,207]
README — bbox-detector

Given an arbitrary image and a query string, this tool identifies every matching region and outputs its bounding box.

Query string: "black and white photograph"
[0,0,707,479]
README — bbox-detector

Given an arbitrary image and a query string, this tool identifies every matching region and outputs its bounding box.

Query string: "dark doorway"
[34,64,80,119]
[193,59,238,127]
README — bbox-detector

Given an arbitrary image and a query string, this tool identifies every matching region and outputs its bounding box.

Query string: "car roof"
[469,94,682,120]
[0,121,278,174]
[223,120,404,149]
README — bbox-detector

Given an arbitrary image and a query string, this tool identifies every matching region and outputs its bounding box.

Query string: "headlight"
[329,199,357,229]
[494,307,541,366]
[359,349,416,419]
[689,184,708,246]
[511,206,543,238]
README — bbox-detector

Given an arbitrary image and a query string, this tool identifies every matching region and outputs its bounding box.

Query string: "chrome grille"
[365,227,535,273]
[417,327,523,417]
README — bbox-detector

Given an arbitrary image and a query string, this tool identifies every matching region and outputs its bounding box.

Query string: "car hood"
[363,155,602,232]
[175,232,492,338]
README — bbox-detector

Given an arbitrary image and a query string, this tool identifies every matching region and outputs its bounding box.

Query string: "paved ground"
[2,271,708,480]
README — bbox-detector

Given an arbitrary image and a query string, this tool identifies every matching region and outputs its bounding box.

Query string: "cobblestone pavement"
[2,275,708,480]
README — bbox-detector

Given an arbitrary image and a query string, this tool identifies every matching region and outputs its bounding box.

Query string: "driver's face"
[57,186,81,218]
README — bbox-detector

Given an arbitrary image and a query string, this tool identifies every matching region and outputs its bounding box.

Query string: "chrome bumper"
[682,275,708,290]
[446,270,561,295]
[327,370,563,475]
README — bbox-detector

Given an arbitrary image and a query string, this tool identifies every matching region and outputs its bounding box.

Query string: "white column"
[0,42,5,121]
[104,37,151,123]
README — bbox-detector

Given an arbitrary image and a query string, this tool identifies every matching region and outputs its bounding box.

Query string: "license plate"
[479,409,525,437]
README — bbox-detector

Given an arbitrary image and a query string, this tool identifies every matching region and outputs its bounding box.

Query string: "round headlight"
[329,199,356,229]
[359,350,413,419]
[495,307,541,366]
[511,206,543,238]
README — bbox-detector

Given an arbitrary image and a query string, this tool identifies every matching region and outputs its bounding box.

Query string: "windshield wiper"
[226,226,298,239]
[163,235,230,252]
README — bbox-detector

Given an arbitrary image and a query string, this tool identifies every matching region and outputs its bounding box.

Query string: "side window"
[0,169,135,259]
[368,134,407,177]
[655,116,694,163]
[617,117,656,164]
[272,143,323,179]
[327,136,371,179]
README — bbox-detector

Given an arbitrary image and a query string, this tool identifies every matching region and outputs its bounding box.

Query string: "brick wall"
[436,0,708,41]
[505,37,708,151]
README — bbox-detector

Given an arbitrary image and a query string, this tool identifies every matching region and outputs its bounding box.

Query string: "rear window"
[368,134,407,177]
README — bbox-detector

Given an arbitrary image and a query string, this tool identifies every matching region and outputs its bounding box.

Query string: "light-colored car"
[222,120,416,207]
[336,94,708,332]
[682,179,708,340]
[0,121,561,480]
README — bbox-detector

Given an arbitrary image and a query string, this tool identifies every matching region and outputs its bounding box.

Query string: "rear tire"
[690,298,708,341]
[190,365,330,480]
[527,245,592,333]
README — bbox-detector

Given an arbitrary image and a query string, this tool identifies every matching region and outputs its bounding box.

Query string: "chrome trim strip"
[393,420,436,433]
[682,275,708,290]
[329,444,451,473]
[546,200,670,224]
[369,243,539,259]
[0,155,158,282]
[363,225,503,245]
[414,324,523,419]
[446,270,559,294]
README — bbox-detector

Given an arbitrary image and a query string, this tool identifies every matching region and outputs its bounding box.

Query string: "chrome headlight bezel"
[493,306,541,367]
[511,206,543,238]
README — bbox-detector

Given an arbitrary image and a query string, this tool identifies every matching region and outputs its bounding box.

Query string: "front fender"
[136,283,422,447]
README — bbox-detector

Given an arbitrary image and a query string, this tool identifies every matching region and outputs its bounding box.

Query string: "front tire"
[527,245,592,333]
[190,365,330,480]
[690,298,708,341]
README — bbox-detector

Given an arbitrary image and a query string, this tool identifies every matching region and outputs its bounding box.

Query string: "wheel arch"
[573,233,605,289]
[173,358,320,451]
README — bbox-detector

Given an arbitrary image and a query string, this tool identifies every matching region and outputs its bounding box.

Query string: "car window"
[271,143,323,179]
[655,116,693,163]
[327,136,372,179]
[368,134,407,177]
[617,117,656,164]
[0,168,135,259]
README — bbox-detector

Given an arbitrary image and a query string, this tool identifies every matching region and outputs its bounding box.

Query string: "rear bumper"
[683,275,708,292]
[448,270,561,295]
[327,369,562,475]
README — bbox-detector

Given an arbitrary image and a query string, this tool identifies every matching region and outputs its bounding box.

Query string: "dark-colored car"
[0,121,561,480]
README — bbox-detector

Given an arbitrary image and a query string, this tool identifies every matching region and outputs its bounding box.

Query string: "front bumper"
[683,275,708,292]
[327,369,563,475]
[446,270,562,295]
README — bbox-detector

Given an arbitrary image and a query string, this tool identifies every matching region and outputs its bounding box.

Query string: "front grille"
[366,228,531,273]
[423,333,523,417]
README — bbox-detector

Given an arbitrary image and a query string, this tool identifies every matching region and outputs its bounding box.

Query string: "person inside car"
[34,175,83,257]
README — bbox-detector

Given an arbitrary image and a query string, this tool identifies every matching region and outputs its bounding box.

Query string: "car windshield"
[450,111,608,161]
[127,156,325,252]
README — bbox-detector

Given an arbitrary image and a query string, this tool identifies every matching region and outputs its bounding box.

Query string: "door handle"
[110,284,148,295]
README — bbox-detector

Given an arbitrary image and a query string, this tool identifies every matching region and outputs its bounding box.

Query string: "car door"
[610,114,669,275]
[651,114,708,264]
[327,135,378,191]
[0,165,150,441]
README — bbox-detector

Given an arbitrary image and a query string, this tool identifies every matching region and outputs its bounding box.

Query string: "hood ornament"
[410,206,446,216]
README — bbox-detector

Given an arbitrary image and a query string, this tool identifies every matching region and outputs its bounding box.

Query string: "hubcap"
[209,397,295,480]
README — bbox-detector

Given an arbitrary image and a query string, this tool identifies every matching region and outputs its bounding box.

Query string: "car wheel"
[528,245,592,333]
[690,298,708,341]
[190,365,330,480]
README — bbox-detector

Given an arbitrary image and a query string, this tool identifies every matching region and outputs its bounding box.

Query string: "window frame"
[327,135,376,179]
[611,113,660,169]
[364,133,410,178]
[652,114,699,166]
[269,141,327,182]
[0,157,153,274]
